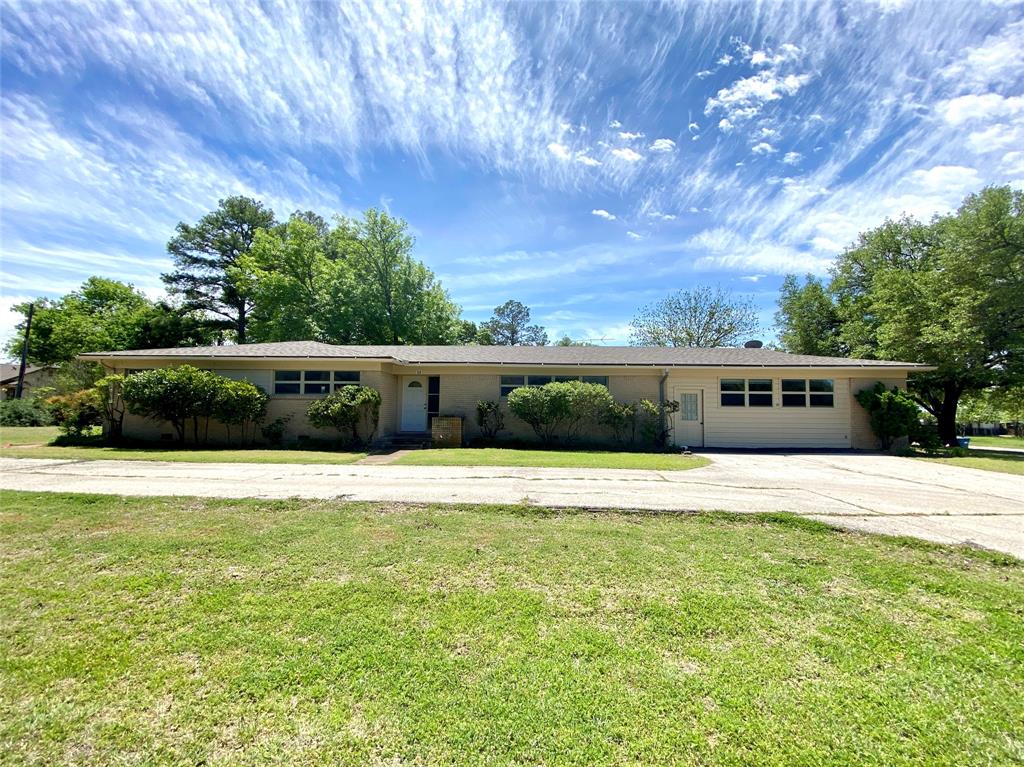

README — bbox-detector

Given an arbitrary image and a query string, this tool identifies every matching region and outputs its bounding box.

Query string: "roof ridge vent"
[743,339,764,349]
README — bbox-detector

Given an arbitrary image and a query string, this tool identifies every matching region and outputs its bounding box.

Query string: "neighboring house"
[0,363,57,400]
[81,342,930,449]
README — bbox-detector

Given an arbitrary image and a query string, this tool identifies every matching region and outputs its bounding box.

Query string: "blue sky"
[1,0,1022,347]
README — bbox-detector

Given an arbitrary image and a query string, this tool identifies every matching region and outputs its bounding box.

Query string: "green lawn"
[2,491,1021,766]
[924,450,1024,476]
[966,434,1024,450]
[0,427,366,464]
[395,447,710,471]
[0,425,60,446]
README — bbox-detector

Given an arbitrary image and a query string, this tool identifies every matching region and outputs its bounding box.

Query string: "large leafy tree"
[238,209,463,345]
[6,277,214,365]
[336,209,463,344]
[629,286,760,347]
[163,196,277,343]
[776,186,1024,445]
[775,275,845,357]
[481,300,548,346]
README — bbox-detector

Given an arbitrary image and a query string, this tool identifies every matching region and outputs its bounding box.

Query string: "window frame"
[499,373,610,398]
[780,378,835,408]
[719,378,774,408]
[274,370,361,396]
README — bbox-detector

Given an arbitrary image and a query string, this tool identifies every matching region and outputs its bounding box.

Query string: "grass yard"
[1,491,1021,766]
[0,425,61,446]
[394,447,710,471]
[914,449,1024,476]
[0,426,366,465]
[967,434,1024,450]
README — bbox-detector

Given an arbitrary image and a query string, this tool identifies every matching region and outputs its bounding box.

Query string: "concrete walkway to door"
[1,452,1021,557]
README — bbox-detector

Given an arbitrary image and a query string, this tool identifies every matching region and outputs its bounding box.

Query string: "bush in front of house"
[306,385,381,446]
[45,389,102,437]
[475,400,505,440]
[506,380,614,445]
[93,374,126,442]
[214,379,270,445]
[0,397,52,427]
[122,366,268,446]
[855,382,921,450]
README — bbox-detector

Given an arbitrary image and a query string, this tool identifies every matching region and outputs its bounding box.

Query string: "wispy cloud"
[591,209,617,220]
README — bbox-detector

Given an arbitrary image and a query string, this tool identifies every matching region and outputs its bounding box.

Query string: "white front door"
[401,377,428,431]
[674,388,704,448]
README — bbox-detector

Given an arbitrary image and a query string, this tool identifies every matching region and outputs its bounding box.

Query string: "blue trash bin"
[956,437,971,449]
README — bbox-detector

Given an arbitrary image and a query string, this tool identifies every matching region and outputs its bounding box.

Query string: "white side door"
[674,388,704,448]
[400,377,428,431]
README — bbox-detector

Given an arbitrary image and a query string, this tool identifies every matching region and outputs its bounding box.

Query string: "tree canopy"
[6,277,214,365]
[480,300,548,346]
[776,185,1024,444]
[629,286,760,347]
[163,196,277,344]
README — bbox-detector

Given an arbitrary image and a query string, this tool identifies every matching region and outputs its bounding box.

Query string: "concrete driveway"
[1,453,1022,557]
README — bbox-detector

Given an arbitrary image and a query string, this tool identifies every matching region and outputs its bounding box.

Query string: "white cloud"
[718,118,734,131]
[547,142,572,160]
[648,210,677,221]
[782,151,802,165]
[649,138,676,152]
[575,153,602,167]
[751,142,776,155]
[591,209,617,220]
[610,147,643,162]
[967,123,1022,153]
[740,274,767,282]
[618,131,644,140]
[689,228,832,274]
[941,20,1024,88]
[705,70,811,124]
[626,231,643,240]
[696,70,714,79]
[609,120,622,128]
[717,54,734,66]
[938,94,1024,125]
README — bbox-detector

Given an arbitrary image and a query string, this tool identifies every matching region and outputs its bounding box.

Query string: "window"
[720,379,745,407]
[781,379,834,408]
[274,370,360,395]
[499,373,610,398]
[781,379,806,407]
[748,379,773,407]
[680,392,699,421]
[720,379,774,407]
[427,376,440,424]
[809,379,835,407]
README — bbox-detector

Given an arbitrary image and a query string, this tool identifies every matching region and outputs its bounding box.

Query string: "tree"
[778,186,1023,445]
[337,209,463,344]
[212,379,269,445]
[44,389,102,437]
[506,383,571,443]
[555,335,593,346]
[481,300,548,346]
[5,278,215,365]
[475,400,505,440]
[93,374,126,443]
[629,287,760,347]
[234,217,358,344]
[775,275,845,357]
[163,196,277,343]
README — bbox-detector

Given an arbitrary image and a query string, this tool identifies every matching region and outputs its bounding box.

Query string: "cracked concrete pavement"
[1,452,1021,557]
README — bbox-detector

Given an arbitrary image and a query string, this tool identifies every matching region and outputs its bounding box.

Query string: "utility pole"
[14,303,34,400]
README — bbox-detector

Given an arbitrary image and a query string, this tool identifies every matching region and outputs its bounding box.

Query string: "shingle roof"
[0,363,48,384]
[80,342,929,368]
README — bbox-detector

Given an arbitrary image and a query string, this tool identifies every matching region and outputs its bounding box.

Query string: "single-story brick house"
[82,342,929,449]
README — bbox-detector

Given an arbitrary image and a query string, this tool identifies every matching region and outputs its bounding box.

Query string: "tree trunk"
[236,302,247,345]
[937,382,962,446]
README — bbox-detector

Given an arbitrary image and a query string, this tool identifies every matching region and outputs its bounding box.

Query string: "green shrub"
[213,379,270,445]
[261,416,291,446]
[855,382,921,450]
[0,398,52,426]
[507,381,614,444]
[122,366,222,444]
[45,389,102,436]
[475,400,505,440]
[637,399,679,448]
[306,386,381,446]
[602,402,638,445]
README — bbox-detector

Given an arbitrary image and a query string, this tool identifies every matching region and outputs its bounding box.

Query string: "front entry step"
[388,432,431,449]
